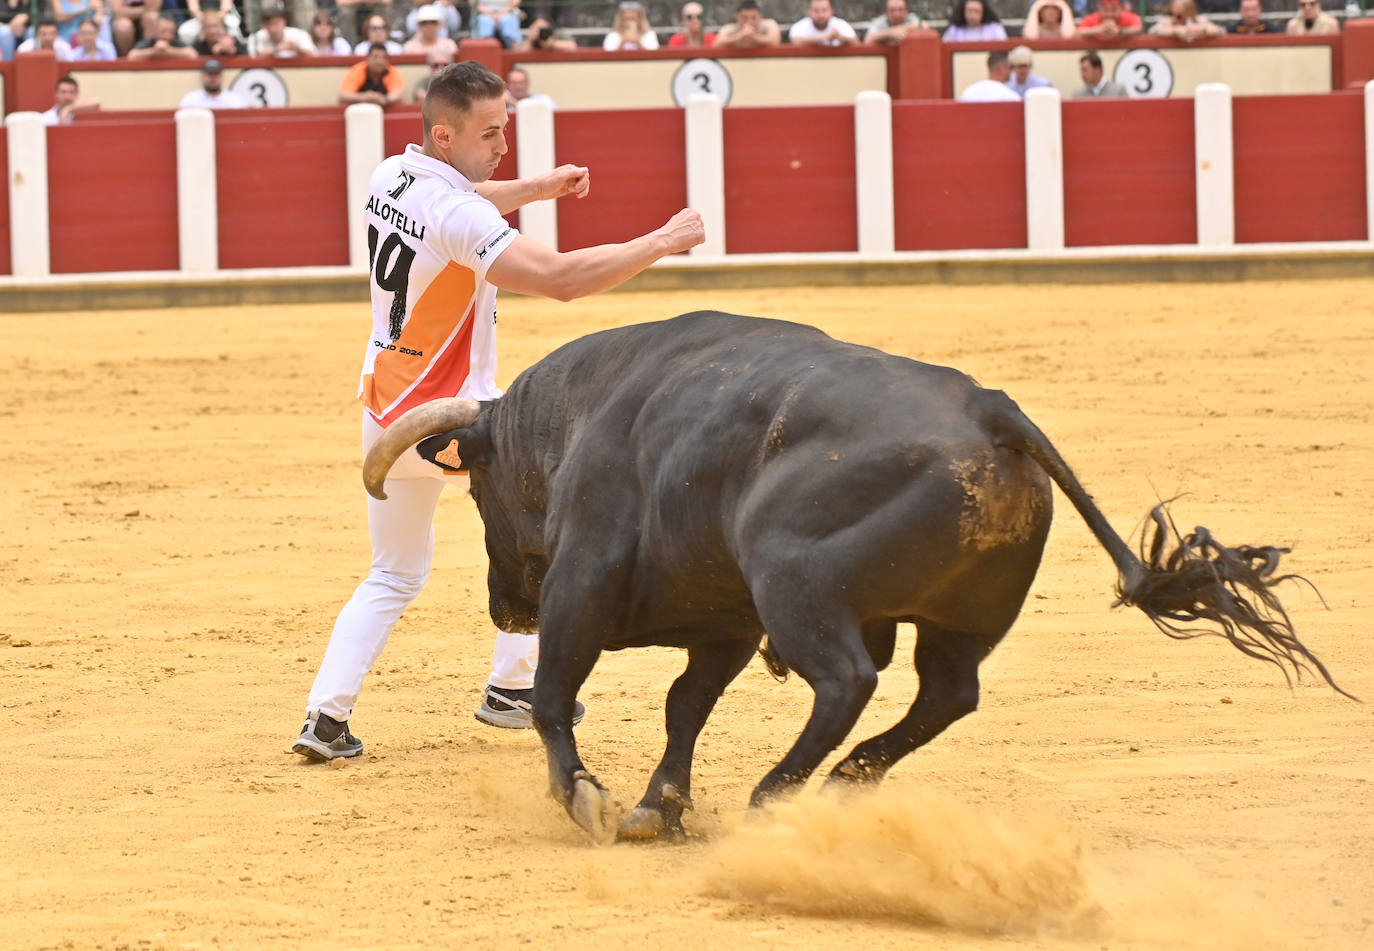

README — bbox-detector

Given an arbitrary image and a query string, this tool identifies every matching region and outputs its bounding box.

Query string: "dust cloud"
[696,786,1284,948]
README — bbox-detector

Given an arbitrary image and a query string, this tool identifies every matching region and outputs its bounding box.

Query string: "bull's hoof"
[570,770,619,847]
[616,806,667,842]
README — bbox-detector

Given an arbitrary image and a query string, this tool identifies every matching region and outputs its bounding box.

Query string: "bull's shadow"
[364,312,1351,845]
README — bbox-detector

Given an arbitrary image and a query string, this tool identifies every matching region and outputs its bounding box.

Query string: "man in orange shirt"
[340,44,404,107]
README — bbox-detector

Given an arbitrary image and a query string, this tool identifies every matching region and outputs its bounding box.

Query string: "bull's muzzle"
[362,397,482,500]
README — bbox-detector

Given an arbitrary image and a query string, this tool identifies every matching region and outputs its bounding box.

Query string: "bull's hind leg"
[827,622,1002,785]
[747,601,879,805]
[618,639,757,842]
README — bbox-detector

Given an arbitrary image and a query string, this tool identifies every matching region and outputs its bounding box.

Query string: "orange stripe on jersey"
[362,262,478,424]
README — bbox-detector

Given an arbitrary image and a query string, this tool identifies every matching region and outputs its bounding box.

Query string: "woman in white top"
[941,0,1007,41]
[603,1,659,50]
[310,11,351,55]
[1021,0,1076,39]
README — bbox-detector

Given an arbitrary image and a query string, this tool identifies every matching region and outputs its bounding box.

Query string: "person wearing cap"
[340,42,404,107]
[404,4,459,57]
[403,0,462,39]
[354,13,404,55]
[192,11,246,56]
[714,0,782,46]
[249,5,316,56]
[128,14,198,59]
[603,1,659,50]
[959,49,1021,102]
[474,0,523,48]
[1071,50,1127,97]
[789,0,859,46]
[180,59,249,109]
[1004,45,1052,98]
[1076,0,1142,37]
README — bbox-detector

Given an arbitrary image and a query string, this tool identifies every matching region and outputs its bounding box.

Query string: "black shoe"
[292,712,364,761]
[474,685,585,730]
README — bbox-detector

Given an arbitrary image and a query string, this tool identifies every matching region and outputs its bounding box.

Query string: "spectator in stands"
[1005,45,1052,96]
[1286,0,1340,33]
[52,0,98,46]
[961,48,1020,100]
[41,73,98,125]
[179,1,246,47]
[403,0,463,40]
[715,0,782,46]
[604,1,658,49]
[69,17,117,59]
[1072,49,1127,96]
[333,0,392,49]
[355,14,403,54]
[1076,0,1142,37]
[129,13,198,59]
[412,48,453,103]
[310,11,352,54]
[194,11,246,55]
[339,42,403,106]
[669,1,716,46]
[789,0,859,45]
[405,4,460,56]
[250,5,316,57]
[18,17,75,59]
[1149,0,1223,38]
[473,0,523,48]
[943,0,1007,41]
[1,0,30,62]
[504,64,557,109]
[1229,0,1282,32]
[864,0,925,43]
[516,14,577,50]
[1022,0,1077,38]
[180,59,248,108]
[108,0,155,57]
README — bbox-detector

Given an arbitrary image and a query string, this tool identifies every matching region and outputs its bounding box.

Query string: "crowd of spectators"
[2,0,1364,67]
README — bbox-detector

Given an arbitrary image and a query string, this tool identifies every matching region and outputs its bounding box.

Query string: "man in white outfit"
[293,61,706,761]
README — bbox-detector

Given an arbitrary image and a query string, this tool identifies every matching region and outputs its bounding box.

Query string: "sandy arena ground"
[2,280,1372,951]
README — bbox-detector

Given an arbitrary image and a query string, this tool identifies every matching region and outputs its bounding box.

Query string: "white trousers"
[306,413,539,722]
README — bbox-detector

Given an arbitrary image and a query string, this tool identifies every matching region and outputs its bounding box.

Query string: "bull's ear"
[417,429,468,473]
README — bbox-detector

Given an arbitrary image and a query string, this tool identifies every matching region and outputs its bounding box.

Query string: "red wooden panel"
[48,122,178,273]
[553,109,685,251]
[0,128,9,276]
[723,105,856,254]
[1062,98,1196,248]
[215,113,350,269]
[1234,93,1367,243]
[892,101,1026,251]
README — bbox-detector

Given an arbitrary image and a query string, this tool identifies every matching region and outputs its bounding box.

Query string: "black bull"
[363,312,1348,844]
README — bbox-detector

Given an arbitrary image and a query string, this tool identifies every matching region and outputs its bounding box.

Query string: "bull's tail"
[985,390,1355,701]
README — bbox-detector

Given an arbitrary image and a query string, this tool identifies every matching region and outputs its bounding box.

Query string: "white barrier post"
[344,102,385,270]
[515,95,558,248]
[685,92,725,258]
[1023,87,1064,251]
[175,108,218,272]
[854,90,894,255]
[5,112,49,277]
[1365,79,1374,242]
[1194,83,1234,247]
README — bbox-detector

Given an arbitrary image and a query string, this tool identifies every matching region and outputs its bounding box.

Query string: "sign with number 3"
[229,68,290,108]
[671,59,733,107]
[1112,49,1174,99]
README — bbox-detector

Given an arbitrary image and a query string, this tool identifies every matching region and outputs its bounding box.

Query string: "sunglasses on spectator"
[431,60,451,69]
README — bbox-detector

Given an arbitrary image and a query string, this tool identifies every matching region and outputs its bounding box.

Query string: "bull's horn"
[362,397,482,500]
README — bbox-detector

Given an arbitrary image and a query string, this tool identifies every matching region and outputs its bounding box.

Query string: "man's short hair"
[1079,50,1103,69]
[37,16,58,29]
[56,74,78,90]
[367,42,390,55]
[422,61,507,135]
[986,49,1010,68]
[261,5,288,21]
[736,0,761,11]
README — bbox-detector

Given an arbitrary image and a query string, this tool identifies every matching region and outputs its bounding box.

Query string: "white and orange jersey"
[358,143,518,427]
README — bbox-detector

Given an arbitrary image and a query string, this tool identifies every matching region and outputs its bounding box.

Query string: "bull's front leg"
[531,575,622,846]
[619,639,757,842]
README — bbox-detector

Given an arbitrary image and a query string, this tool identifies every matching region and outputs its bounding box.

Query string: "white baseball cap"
[417,4,442,21]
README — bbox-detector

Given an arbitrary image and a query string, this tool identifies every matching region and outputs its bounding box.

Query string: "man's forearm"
[476,177,551,216]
